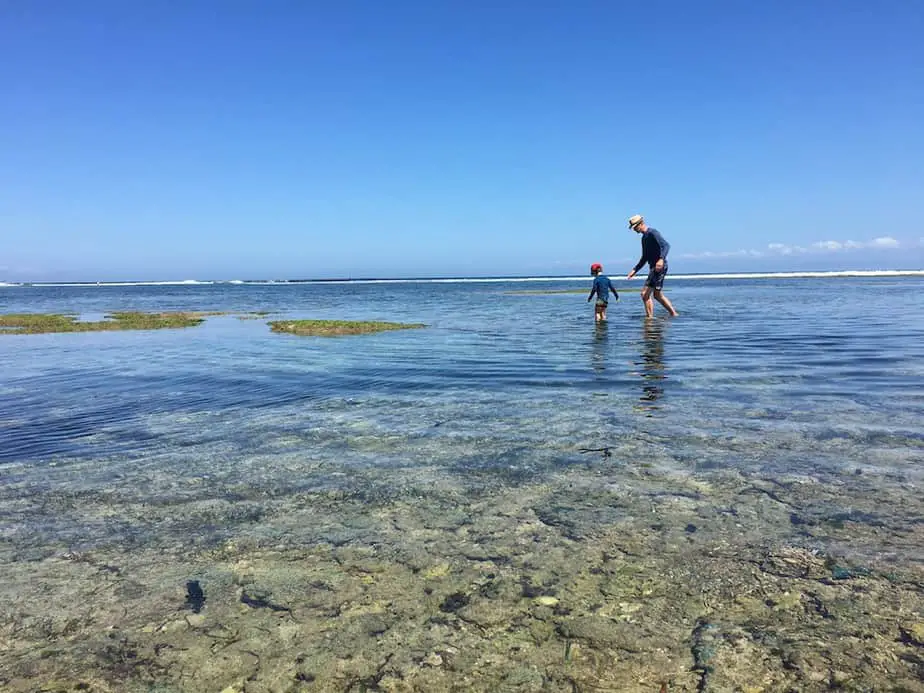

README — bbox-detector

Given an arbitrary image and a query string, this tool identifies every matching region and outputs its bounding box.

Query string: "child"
[587,263,619,322]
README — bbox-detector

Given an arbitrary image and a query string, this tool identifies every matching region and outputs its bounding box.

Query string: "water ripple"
[1,278,923,484]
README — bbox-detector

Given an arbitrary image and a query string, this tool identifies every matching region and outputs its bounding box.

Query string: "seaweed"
[268,319,426,337]
[0,311,206,334]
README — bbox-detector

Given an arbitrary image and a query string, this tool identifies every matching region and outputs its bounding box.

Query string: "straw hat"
[628,214,644,229]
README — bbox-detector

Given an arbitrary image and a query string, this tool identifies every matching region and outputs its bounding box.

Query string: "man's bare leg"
[653,290,678,317]
[641,287,654,318]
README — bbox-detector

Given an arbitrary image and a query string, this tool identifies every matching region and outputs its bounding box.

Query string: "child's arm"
[610,281,619,300]
[588,285,597,302]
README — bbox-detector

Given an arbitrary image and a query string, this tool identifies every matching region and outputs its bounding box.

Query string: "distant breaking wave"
[670,269,924,280]
[1,269,922,288]
[0,279,216,287]
[342,269,924,284]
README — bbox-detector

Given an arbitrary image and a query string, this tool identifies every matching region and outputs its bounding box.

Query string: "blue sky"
[2,1,922,280]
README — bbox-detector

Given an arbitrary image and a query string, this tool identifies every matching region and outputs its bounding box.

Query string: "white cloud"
[807,239,900,252]
[683,237,904,261]
[681,248,764,259]
[804,236,899,252]
[765,237,901,256]
[765,242,805,256]
[870,236,900,248]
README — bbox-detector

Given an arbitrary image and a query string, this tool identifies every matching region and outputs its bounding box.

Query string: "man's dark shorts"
[645,263,668,291]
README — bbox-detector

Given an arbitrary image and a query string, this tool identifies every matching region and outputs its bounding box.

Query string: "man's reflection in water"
[635,318,667,412]
[591,322,609,375]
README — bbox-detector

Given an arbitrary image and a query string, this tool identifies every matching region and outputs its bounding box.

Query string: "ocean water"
[1,276,924,552]
[3,276,924,690]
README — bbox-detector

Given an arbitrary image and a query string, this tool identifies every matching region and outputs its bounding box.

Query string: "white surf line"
[4,269,923,287]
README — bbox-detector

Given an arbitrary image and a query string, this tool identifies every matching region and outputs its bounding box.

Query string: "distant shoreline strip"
[2,269,923,288]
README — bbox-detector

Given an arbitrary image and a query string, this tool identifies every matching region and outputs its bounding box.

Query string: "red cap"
[590,263,602,272]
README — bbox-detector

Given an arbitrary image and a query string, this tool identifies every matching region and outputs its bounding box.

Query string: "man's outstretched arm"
[628,255,646,278]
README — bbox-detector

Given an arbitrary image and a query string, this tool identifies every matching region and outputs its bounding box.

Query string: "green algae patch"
[506,288,645,295]
[0,312,207,335]
[269,319,426,337]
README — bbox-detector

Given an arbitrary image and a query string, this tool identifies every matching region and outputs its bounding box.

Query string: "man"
[626,214,679,317]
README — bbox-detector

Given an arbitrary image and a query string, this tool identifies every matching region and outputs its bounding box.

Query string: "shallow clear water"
[5,278,924,691]
[1,278,923,554]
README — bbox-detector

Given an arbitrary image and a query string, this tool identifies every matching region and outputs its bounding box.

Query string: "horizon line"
[3,268,924,287]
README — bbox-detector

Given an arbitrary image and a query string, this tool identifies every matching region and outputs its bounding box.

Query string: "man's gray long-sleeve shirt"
[633,228,671,273]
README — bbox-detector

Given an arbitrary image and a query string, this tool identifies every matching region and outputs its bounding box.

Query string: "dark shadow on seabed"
[633,317,667,413]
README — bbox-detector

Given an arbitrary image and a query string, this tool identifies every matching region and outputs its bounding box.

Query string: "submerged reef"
[0,312,426,337]
[0,312,208,334]
[505,288,646,295]
[268,319,427,336]
[0,311,279,334]
[2,462,924,692]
